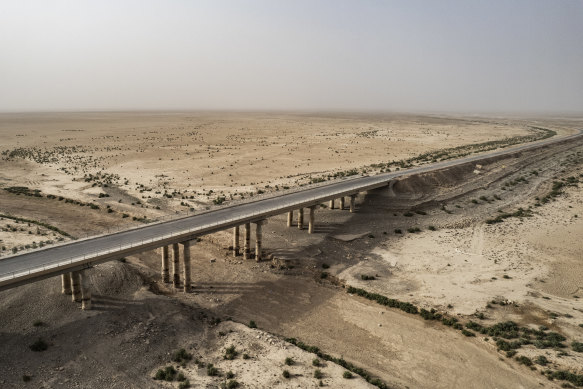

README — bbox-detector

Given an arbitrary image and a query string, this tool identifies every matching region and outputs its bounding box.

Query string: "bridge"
[1,130,581,309]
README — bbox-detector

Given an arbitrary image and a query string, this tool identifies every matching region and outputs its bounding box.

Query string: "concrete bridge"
[1,130,581,309]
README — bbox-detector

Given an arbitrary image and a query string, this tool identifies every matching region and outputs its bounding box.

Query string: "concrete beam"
[255,220,264,262]
[233,226,240,257]
[329,199,335,209]
[350,195,356,213]
[161,245,170,283]
[181,241,191,293]
[80,270,92,310]
[244,223,251,260]
[287,211,293,227]
[61,273,71,295]
[298,208,304,229]
[172,243,180,289]
[308,206,316,234]
[340,197,345,210]
[71,271,82,302]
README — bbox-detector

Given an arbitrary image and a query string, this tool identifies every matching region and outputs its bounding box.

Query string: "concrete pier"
[309,206,316,234]
[244,223,251,260]
[71,271,82,302]
[329,199,335,209]
[340,197,345,210]
[287,211,293,227]
[255,220,263,261]
[350,195,356,213]
[161,245,170,283]
[298,208,304,229]
[181,241,191,292]
[80,270,91,310]
[172,243,180,289]
[233,226,240,256]
[61,273,72,295]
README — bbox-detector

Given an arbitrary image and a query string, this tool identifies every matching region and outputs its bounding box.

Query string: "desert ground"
[0,112,582,388]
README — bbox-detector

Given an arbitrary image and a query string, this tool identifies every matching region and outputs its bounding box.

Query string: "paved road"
[1,130,581,290]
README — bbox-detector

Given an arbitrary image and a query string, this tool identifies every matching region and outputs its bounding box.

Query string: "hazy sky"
[1,1,582,113]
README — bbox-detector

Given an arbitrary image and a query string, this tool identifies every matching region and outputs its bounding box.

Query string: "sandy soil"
[0,112,582,389]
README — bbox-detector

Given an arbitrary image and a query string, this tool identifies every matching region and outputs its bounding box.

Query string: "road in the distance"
[0,130,581,290]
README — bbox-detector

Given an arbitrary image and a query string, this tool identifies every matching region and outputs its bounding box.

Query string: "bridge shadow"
[190,282,263,295]
[90,295,145,311]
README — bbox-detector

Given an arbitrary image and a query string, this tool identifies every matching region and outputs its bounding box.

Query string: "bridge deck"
[0,131,581,290]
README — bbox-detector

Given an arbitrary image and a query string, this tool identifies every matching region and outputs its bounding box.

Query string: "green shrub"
[178,380,191,389]
[428,225,436,231]
[32,320,45,327]
[461,329,475,337]
[154,366,177,381]
[282,370,291,379]
[242,353,250,360]
[285,357,294,366]
[407,227,421,233]
[207,363,219,376]
[22,375,31,382]
[172,348,192,363]
[314,369,323,379]
[248,320,257,328]
[320,272,328,279]
[343,371,353,379]
[535,355,549,366]
[29,338,48,352]
[312,358,321,366]
[360,275,375,281]
[516,355,532,366]
[226,371,235,379]
[177,373,186,381]
[222,380,239,389]
[224,345,238,360]
[572,341,583,352]
[394,229,402,234]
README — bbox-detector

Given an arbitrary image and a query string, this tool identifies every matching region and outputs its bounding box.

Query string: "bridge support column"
[287,211,293,227]
[233,226,240,256]
[80,270,92,310]
[181,241,191,293]
[255,220,265,261]
[329,199,335,209]
[61,273,72,295]
[350,195,356,213]
[244,223,251,260]
[340,197,345,210]
[309,206,316,234]
[161,245,170,283]
[172,243,180,289]
[71,271,82,302]
[298,208,304,229]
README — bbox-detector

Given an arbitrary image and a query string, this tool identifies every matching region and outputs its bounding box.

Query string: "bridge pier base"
[71,271,82,302]
[161,245,170,283]
[244,223,251,260]
[298,208,304,229]
[80,270,92,310]
[181,241,191,292]
[340,197,345,210]
[255,220,264,261]
[329,199,335,209]
[61,273,72,295]
[287,211,293,227]
[350,195,356,213]
[233,226,240,256]
[172,243,180,289]
[309,206,316,234]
